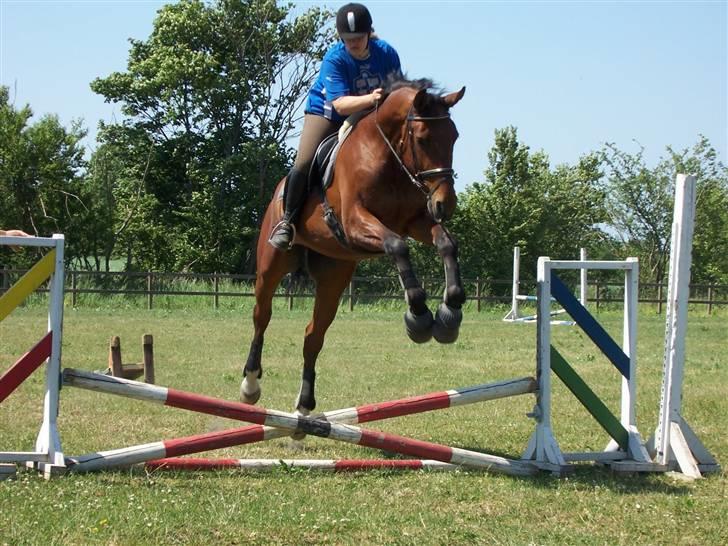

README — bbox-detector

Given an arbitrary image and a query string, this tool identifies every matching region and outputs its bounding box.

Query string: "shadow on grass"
[75,444,699,496]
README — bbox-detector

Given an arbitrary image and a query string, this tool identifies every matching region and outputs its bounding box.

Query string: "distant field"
[1,306,726,545]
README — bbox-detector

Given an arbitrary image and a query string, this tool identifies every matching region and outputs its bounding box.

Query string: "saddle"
[277,111,368,247]
[308,110,366,192]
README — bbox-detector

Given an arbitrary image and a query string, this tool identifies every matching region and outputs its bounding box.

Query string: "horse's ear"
[413,89,429,113]
[442,86,466,108]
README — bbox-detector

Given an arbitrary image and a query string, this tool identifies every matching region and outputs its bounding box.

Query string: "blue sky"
[1,0,726,192]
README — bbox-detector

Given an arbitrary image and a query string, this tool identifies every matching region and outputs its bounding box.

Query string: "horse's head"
[377,81,465,223]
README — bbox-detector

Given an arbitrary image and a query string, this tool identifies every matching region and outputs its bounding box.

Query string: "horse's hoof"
[432,302,462,344]
[291,407,310,441]
[404,309,434,343]
[240,385,261,405]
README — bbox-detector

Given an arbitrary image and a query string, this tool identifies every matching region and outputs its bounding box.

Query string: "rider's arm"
[332,90,382,117]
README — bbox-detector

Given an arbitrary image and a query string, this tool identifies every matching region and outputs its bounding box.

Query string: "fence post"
[657,283,663,315]
[595,281,601,312]
[475,276,481,312]
[147,273,153,310]
[348,279,355,311]
[707,284,714,316]
[72,271,78,307]
[214,273,219,310]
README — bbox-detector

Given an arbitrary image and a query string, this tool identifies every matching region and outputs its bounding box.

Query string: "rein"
[374,100,455,218]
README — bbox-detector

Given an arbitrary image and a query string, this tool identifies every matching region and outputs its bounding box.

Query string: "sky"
[1,0,726,193]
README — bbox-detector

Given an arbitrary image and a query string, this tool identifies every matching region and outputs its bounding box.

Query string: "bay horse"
[242,77,466,417]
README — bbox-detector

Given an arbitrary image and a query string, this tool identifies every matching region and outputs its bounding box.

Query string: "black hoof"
[404,309,434,343]
[432,302,462,344]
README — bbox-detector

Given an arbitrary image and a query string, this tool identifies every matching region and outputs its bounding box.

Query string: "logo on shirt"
[353,69,381,95]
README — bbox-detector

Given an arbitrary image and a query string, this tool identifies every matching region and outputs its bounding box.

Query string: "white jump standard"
[523,255,652,473]
[644,174,719,477]
[0,234,66,479]
[503,246,587,325]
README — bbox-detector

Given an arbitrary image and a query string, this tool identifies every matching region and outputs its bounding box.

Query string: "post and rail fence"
[1,268,726,314]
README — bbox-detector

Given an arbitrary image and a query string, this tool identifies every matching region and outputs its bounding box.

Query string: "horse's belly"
[294,213,378,260]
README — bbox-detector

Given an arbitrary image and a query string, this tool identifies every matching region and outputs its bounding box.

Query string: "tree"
[668,137,728,284]
[0,86,90,267]
[90,0,334,272]
[601,136,728,285]
[449,127,608,291]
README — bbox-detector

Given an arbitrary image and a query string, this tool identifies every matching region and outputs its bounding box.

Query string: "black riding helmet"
[336,3,373,39]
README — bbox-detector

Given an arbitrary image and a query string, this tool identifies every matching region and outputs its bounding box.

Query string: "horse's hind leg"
[241,244,302,405]
[294,254,357,415]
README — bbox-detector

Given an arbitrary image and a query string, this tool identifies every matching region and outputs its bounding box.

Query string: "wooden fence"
[1,268,726,314]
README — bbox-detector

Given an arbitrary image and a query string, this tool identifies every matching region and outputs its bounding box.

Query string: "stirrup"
[268,220,296,251]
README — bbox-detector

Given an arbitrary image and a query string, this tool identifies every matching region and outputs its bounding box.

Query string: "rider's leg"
[269,114,340,250]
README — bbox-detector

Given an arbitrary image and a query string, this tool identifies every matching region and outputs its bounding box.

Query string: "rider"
[268,2,402,250]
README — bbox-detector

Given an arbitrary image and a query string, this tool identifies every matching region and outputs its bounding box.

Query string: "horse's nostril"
[436,201,445,219]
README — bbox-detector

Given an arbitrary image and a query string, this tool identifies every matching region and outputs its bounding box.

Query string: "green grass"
[1,305,726,545]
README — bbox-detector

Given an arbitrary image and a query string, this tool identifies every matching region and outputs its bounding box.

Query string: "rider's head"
[337,3,373,39]
[337,3,373,59]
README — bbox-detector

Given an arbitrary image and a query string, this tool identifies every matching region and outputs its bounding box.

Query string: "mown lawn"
[1,304,726,545]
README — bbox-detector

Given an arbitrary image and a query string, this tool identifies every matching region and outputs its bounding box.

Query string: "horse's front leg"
[383,236,435,343]
[347,208,434,343]
[431,224,465,343]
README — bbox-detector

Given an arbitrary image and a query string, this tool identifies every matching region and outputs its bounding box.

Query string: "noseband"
[374,100,455,218]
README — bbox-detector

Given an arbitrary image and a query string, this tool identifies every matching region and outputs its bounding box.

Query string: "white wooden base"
[0,463,16,481]
[649,418,720,479]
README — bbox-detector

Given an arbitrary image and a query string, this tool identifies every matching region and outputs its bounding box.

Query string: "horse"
[241,77,466,417]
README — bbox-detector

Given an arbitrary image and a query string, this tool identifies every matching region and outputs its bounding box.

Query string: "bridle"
[374,99,456,219]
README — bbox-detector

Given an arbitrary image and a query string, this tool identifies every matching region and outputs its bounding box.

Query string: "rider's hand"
[370,88,384,107]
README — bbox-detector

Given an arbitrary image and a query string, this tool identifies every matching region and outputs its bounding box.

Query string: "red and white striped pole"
[146,458,456,472]
[63,369,536,476]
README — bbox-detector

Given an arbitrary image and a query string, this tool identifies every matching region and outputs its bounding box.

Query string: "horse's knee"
[383,236,409,259]
[435,231,458,259]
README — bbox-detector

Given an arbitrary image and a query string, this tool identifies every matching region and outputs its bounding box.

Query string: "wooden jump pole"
[65,376,536,473]
[146,458,458,472]
[62,369,537,476]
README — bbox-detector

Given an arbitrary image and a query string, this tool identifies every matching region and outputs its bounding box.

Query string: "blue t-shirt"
[305,39,401,123]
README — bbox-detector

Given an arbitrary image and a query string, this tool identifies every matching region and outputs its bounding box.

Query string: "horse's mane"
[382,74,446,109]
[383,73,438,93]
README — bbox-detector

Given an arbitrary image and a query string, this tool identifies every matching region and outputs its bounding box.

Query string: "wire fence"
[2,268,727,314]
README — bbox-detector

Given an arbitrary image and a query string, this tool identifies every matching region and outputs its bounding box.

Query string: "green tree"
[450,127,607,292]
[0,86,90,267]
[601,136,728,285]
[90,0,333,272]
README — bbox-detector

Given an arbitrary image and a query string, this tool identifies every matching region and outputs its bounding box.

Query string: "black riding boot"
[268,167,308,250]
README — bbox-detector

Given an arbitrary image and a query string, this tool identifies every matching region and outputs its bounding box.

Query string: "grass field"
[1,303,726,545]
